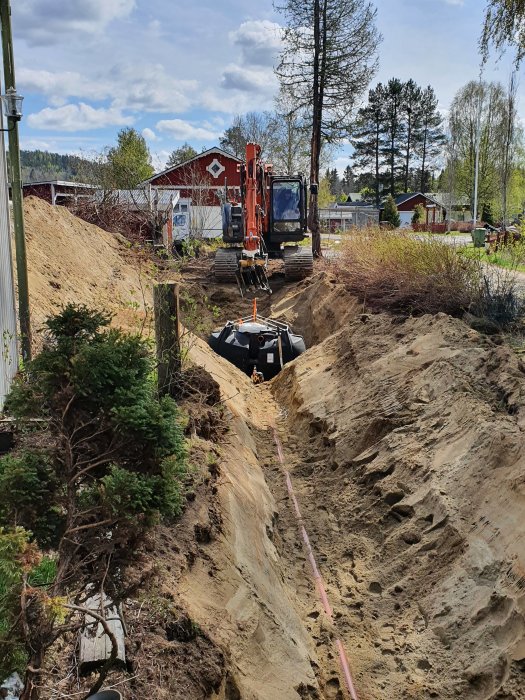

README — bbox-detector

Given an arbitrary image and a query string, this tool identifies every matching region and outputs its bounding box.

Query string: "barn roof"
[23,180,95,188]
[380,192,443,209]
[144,146,242,184]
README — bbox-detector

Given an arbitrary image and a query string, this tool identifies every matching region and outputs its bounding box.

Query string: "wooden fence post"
[154,283,181,398]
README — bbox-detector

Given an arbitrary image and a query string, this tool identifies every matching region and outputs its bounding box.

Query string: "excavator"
[215,142,314,295]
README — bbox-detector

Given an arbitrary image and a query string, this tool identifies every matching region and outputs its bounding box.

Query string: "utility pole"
[0,0,31,362]
[472,76,484,230]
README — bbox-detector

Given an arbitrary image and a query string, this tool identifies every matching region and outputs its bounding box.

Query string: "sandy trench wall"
[272,311,525,699]
[183,335,320,699]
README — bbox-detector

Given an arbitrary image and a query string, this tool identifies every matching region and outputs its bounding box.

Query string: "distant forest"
[20,150,92,183]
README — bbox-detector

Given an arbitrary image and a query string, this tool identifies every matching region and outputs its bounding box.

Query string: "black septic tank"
[209,313,305,382]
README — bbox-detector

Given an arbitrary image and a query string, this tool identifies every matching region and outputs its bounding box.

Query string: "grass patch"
[461,244,525,274]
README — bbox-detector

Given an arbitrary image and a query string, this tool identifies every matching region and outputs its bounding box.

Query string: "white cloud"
[156,119,220,141]
[15,0,136,45]
[443,0,464,5]
[28,103,133,131]
[142,127,157,141]
[221,64,277,93]
[229,20,283,67]
[151,150,171,171]
[18,68,109,103]
[19,64,198,114]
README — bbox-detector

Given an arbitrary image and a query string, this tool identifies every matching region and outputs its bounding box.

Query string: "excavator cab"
[214,144,313,294]
[270,178,308,241]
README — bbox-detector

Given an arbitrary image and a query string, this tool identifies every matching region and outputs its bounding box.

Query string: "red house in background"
[144,147,242,236]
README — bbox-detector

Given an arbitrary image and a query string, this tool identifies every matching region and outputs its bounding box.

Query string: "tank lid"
[237,321,271,334]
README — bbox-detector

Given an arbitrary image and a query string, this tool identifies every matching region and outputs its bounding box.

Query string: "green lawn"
[460,244,525,273]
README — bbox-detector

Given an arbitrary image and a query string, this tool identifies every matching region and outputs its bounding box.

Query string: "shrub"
[382,195,400,228]
[5,304,187,586]
[0,451,64,548]
[341,228,482,316]
[0,528,30,679]
[3,304,190,695]
[412,204,425,225]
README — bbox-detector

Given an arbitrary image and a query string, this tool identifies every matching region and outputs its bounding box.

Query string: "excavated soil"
[21,196,154,349]
[271,308,525,699]
[10,200,525,699]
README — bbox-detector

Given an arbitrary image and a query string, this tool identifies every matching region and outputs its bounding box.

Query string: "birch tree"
[481,0,525,64]
[276,0,381,256]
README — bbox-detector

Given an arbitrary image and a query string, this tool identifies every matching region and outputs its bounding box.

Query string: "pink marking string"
[272,428,360,700]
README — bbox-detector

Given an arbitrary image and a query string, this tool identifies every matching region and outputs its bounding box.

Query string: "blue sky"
[11,0,523,174]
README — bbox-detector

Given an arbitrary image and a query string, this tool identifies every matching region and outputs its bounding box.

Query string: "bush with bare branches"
[340,228,482,316]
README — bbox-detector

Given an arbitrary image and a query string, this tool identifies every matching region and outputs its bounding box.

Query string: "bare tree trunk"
[309,0,322,257]
[375,114,381,207]
[420,120,428,192]
[404,108,412,192]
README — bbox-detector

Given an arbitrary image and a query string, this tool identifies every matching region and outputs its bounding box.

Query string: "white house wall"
[191,206,223,238]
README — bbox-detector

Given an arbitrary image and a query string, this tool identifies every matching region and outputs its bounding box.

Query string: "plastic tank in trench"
[209,316,305,381]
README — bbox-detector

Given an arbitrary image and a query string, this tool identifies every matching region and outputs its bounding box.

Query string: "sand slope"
[20,196,152,348]
[273,304,525,699]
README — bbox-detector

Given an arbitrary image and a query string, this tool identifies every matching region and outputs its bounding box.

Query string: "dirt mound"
[270,271,360,346]
[21,196,153,348]
[272,311,525,699]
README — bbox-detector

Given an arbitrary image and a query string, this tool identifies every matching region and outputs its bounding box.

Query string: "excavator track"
[283,246,314,281]
[214,248,240,282]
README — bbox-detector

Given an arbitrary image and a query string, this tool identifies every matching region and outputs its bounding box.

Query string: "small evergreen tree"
[412,203,426,225]
[383,194,401,227]
[4,305,188,694]
[482,201,495,226]
[167,143,197,167]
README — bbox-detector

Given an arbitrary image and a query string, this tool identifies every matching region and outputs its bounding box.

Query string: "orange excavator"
[215,142,313,295]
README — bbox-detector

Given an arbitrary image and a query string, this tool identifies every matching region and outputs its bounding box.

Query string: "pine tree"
[401,79,423,192]
[167,143,197,167]
[341,165,354,193]
[382,79,406,196]
[417,87,445,192]
[276,0,381,255]
[351,83,386,206]
[383,194,400,227]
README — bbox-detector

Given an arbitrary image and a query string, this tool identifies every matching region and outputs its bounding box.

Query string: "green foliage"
[482,201,495,226]
[318,177,335,208]
[0,451,64,548]
[0,528,30,678]
[412,204,425,225]
[167,143,197,167]
[6,304,187,574]
[481,0,525,65]
[106,127,154,188]
[383,194,401,227]
[20,149,93,183]
[27,557,57,588]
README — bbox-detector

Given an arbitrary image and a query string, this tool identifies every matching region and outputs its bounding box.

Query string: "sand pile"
[20,196,153,348]
[272,304,525,699]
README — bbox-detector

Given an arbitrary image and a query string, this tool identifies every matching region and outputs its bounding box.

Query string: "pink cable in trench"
[273,428,360,700]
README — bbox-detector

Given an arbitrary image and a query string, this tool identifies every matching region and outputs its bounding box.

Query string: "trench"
[181,269,525,700]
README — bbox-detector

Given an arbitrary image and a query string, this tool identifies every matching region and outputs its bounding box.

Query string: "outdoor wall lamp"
[0,87,23,130]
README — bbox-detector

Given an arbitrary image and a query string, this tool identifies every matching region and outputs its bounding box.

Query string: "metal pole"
[472,79,483,230]
[0,0,31,361]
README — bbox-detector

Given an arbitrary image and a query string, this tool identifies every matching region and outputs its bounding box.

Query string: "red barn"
[145,147,242,237]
